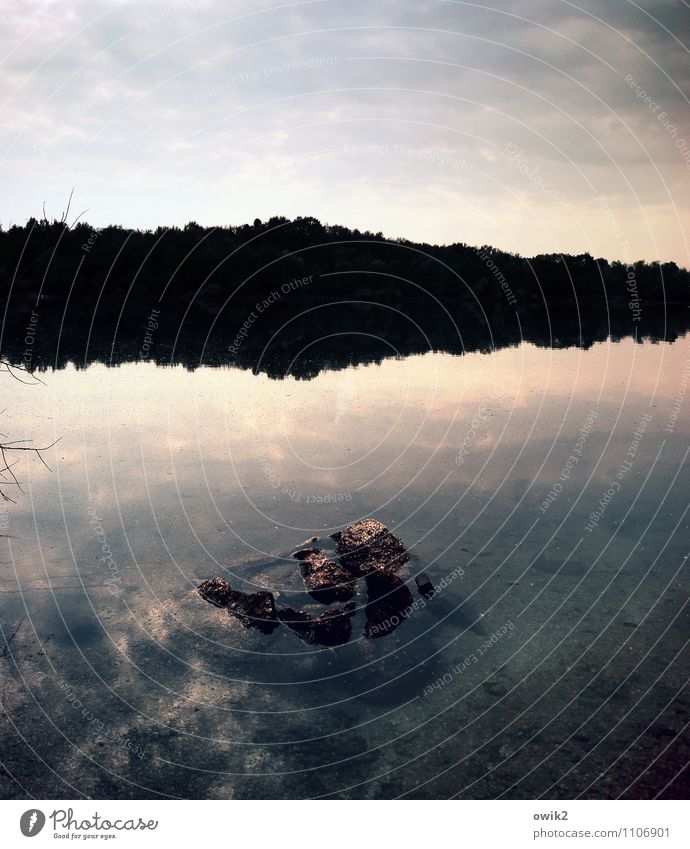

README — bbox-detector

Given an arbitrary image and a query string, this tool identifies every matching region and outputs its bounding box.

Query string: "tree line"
[1,215,687,378]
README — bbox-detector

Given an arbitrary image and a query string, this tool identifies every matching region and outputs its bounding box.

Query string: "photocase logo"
[20,809,46,837]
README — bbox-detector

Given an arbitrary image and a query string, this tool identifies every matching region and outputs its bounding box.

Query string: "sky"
[1,0,689,264]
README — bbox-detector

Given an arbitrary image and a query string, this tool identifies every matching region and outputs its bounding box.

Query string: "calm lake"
[1,333,689,799]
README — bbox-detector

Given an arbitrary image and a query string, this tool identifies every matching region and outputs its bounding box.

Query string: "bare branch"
[70,208,89,229]
[60,187,74,225]
[0,359,46,385]
[0,368,58,500]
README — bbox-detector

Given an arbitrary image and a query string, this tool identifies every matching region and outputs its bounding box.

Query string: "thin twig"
[60,187,74,225]
[0,359,46,385]
[70,208,89,229]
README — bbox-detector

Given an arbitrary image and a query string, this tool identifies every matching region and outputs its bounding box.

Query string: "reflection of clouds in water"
[2,336,689,796]
[5,337,688,584]
[333,368,358,426]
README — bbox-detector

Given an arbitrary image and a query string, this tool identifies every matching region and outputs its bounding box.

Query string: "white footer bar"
[2,800,688,849]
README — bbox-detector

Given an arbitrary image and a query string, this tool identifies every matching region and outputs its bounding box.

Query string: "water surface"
[1,335,688,798]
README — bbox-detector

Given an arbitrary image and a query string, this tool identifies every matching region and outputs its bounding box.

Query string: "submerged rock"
[332,519,409,577]
[292,547,320,560]
[226,590,278,634]
[415,572,436,598]
[198,518,413,644]
[275,607,314,641]
[277,603,356,646]
[364,573,414,639]
[197,577,234,607]
[315,604,356,645]
[295,548,356,604]
[198,578,279,633]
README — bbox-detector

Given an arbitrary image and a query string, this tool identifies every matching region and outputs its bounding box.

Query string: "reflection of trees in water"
[2,297,686,381]
[1,216,688,379]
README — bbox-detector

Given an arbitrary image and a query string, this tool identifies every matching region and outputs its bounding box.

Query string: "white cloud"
[1,0,688,262]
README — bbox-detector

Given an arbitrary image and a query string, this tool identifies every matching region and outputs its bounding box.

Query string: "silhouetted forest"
[1,215,688,378]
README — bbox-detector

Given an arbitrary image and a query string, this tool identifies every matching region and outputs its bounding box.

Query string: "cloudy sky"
[2,0,689,263]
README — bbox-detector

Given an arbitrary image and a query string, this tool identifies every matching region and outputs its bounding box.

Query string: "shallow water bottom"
[1,336,689,798]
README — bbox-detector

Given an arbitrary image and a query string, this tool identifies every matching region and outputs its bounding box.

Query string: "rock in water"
[275,607,314,641]
[315,604,356,645]
[292,547,319,560]
[277,603,356,645]
[197,577,234,607]
[199,519,409,643]
[294,548,356,603]
[332,519,409,577]
[226,590,278,634]
[364,573,414,639]
[198,578,279,633]
[415,572,436,598]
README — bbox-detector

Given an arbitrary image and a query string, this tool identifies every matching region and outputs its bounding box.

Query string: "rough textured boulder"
[292,546,319,559]
[198,578,278,633]
[314,604,356,645]
[294,548,356,603]
[364,573,414,639]
[197,577,234,607]
[277,603,355,645]
[198,519,414,644]
[275,606,314,641]
[331,519,409,576]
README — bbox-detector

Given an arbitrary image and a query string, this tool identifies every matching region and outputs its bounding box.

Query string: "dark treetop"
[1,216,688,378]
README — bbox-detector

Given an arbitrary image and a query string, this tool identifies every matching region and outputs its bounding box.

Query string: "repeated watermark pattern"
[455,385,504,467]
[540,410,598,514]
[255,447,352,504]
[229,275,313,354]
[594,194,641,321]
[665,336,690,434]
[56,678,147,760]
[139,308,161,359]
[423,620,515,696]
[624,73,690,170]
[135,0,201,31]
[20,311,39,371]
[475,249,517,306]
[584,413,652,534]
[501,144,574,212]
[81,226,100,253]
[343,142,473,174]
[87,506,122,594]
[195,57,338,101]
[367,565,465,639]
